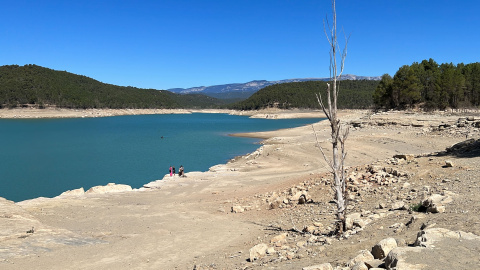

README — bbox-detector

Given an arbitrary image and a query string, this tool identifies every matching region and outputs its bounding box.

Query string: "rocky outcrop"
[0,197,103,260]
[56,187,85,197]
[385,228,480,270]
[86,183,132,194]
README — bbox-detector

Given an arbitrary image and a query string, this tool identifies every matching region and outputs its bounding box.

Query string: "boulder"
[372,237,397,259]
[364,259,384,269]
[348,250,374,267]
[351,262,368,270]
[249,243,269,261]
[444,160,454,167]
[384,247,424,270]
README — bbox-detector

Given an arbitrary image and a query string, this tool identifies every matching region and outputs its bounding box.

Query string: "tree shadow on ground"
[433,138,480,158]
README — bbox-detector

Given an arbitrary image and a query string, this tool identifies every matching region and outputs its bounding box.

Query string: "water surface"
[0,113,323,202]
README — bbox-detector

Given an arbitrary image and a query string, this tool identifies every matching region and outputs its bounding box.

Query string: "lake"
[0,113,323,202]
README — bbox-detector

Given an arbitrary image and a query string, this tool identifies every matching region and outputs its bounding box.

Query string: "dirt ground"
[1,109,479,269]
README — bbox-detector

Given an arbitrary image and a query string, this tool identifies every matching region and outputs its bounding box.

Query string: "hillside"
[230,80,380,110]
[0,65,224,109]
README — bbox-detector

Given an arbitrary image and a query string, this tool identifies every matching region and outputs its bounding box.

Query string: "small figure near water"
[169,165,173,177]
[179,165,185,177]
[172,166,176,176]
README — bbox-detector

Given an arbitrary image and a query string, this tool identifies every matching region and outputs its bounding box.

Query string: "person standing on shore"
[172,166,176,176]
[179,165,184,177]
[169,165,173,177]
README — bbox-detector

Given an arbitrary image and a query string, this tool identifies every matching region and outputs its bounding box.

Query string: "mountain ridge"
[168,75,381,97]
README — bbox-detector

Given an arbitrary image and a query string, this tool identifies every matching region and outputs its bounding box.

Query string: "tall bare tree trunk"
[315,0,349,234]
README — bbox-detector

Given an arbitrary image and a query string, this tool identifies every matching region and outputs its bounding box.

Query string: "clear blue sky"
[1,0,479,89]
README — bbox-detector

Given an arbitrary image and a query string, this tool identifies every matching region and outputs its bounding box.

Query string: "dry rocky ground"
[194,111,480,270]
[1,109,480,270]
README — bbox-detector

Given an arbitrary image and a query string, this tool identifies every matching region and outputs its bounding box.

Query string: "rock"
[390,201,406,211]
[347,212,362,220]
[377,202,387,209]
[231,205,245,213]
[266,246,275,255]
[414,227,480,247]
[345,213,364,230]
[289,191,310,204]
[86,183,132,194]
[249,243,269,261]
[345,217,354,231]
[303,225,317,234]
[384,247,424,270]
[386,228,480,269]
[348,250,374,267]
[353,218,366,228]
[372,237,397,259]
[302,263,333,270]
[351,262,368,270]
[57,187,85,197]
[422,193,452,213]
[269,200,281,209]
[428,205,445,213]
[298,194,307,204]
[364,259,384,269]
[296,240,307,248]
[444,160,454,167]
[270,233,287,244]
[393,154,414,161]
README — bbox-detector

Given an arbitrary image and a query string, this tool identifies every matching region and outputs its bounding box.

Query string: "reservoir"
[0,113,323,202]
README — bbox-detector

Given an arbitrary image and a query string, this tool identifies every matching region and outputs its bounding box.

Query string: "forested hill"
[0,64,223,109]
[230,80,379,110]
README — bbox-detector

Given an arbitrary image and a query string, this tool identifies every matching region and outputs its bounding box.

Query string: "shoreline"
[0,107,325,119]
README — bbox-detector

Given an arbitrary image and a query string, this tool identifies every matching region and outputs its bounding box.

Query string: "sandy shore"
[1,109,479,269]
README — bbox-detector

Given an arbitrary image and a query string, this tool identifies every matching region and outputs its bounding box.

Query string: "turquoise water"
[0,113,323,202]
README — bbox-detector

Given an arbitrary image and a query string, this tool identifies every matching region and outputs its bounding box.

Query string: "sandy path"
[0,110,475,269]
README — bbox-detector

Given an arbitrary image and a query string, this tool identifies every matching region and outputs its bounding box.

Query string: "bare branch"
[312,125,334,170]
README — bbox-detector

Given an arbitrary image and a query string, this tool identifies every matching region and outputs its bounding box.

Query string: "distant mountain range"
[168,75,381,100]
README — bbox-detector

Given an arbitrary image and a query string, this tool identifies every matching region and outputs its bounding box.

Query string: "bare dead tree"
[314,0,350,234]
